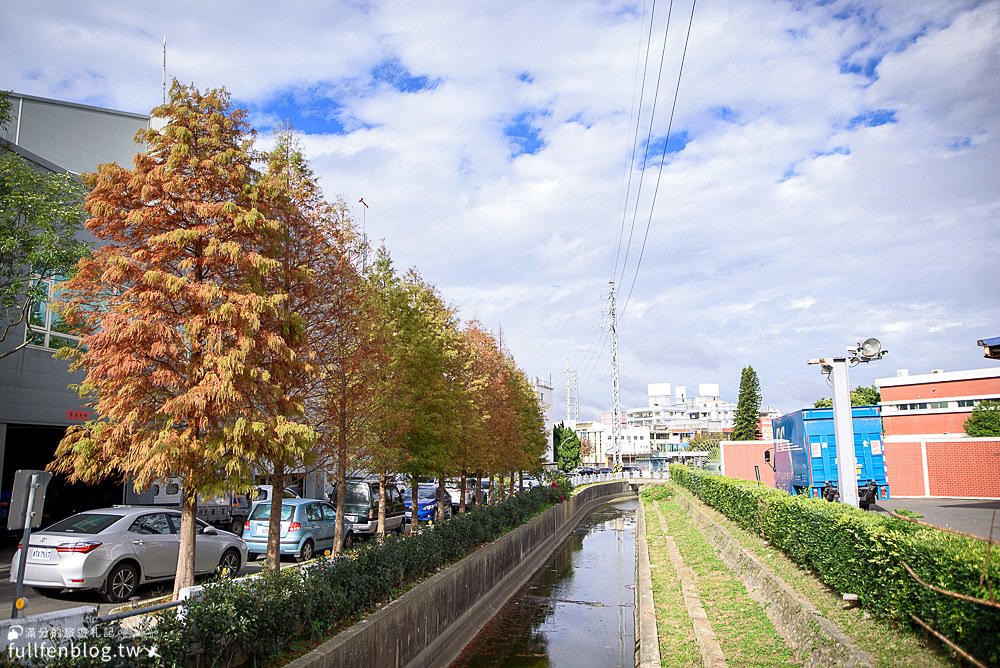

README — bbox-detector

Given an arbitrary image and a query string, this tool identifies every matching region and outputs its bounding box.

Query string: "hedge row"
[42,481,571,668]
[668,464,1000,666]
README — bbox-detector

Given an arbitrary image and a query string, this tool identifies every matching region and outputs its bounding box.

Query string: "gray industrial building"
[0,92,151,523]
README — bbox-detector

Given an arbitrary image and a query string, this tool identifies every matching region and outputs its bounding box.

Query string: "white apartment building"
[529,375,555,463]
[573,421,651,468]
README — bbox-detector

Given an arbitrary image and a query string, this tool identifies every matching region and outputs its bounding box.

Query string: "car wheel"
[32,586,62,598]
[394,521,404,535]
[102,562,138,603]
[295,539,314,563]
[342,532,354,551]
[229,518,244,536]
[248,552,262,561]
[217,548,241,577]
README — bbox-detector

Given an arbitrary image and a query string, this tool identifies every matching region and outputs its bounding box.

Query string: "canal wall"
[287,481,635,668]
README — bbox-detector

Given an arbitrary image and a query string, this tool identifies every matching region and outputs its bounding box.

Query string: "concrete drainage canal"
[450,498,638,668]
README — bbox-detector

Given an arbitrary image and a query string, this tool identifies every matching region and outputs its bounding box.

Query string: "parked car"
[521,476,541,489]
[598,467,613,475]
[445,479,478,510]
[336,478,406,537]
[574,466,597,475]
[403,484,453,523]
[243,499,353,562]
[478,479,493,504]
[10,507,247,603]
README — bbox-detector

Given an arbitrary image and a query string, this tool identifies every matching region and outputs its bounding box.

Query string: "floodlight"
[860,338,882,358]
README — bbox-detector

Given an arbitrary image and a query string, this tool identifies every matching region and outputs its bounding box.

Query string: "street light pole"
[829,358,859,507]
[808,338,886,509]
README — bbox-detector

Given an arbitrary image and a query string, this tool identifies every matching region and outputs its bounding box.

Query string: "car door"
[305,503,331,551]
[126,512,179,579]
[386,486,402,527]
[193,518,222,574]
[320,503,342,547]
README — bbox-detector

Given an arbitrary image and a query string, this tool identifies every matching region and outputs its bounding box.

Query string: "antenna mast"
[162,36,167,104]
[565,359,578,423]
[608,281,622,471]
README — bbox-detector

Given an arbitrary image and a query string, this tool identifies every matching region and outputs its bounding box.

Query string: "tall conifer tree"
[732,365,762,441]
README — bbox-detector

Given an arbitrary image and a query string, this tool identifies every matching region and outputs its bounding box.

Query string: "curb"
[634,501,661,668]
[674,491,874,667]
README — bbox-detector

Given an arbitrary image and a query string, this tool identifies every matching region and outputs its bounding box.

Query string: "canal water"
[451,498,637,668]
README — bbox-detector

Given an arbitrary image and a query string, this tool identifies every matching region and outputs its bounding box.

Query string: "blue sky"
[2,0,998,417]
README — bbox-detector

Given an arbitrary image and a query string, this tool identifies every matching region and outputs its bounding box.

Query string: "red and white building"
[877,367,1000,498]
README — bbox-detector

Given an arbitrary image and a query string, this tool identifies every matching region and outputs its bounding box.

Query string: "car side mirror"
[203,526,218,536]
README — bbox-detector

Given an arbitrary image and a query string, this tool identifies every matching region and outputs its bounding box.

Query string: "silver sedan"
[10,506,247,602]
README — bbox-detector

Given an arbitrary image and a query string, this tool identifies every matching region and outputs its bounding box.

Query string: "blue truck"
[768,406,890,509]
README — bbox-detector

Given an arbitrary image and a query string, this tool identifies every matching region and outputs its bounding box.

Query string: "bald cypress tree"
[732,365,762,441]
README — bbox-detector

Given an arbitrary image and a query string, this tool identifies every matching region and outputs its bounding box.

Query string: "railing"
[569,470,670,487]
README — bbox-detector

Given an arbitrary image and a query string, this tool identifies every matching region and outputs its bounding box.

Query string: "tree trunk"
[172,487,198,600]
[266,463,285,571]
[496,471,506,502]
[410,478,420,534]
[475,471,483,506]
[334,432,348,556]
[518,470,524,493]
[437,475,447,523]
[377,471,387,537]
[488,473,495,505]
[458,473,468,514]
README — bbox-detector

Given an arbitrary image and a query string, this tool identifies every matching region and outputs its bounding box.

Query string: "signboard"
[7,470,53,531]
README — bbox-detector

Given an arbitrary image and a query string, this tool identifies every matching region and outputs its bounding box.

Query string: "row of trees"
[44,82,546,598]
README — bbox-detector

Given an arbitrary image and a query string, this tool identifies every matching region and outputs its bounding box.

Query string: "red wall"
[885,439,1000,498]
[884,442,925,496]
[882,412,969,436]
[720,440,775,488]
[880,376,1000,402]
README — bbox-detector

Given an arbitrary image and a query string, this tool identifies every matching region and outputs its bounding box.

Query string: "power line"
[622,0,698,317]
[612,0,658,284]
[616,0,679,289]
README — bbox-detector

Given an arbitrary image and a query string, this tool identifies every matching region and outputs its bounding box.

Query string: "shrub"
[667,464,1000,666]
[65,485,564,667]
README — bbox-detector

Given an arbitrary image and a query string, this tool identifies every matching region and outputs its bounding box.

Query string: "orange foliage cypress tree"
[50,82,295,598]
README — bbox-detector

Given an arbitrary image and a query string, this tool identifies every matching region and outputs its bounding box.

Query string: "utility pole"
[609,281,622,472]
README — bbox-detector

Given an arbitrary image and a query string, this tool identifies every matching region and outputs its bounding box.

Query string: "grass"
[645,488,798,667]
[642,502,701,666]
[664,483,953,667]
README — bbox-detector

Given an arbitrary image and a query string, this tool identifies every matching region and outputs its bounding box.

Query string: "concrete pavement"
[873,497,1000,541]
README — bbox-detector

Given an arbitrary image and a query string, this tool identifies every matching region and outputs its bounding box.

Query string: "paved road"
[873,497,1000,541]
[0,548,273,621]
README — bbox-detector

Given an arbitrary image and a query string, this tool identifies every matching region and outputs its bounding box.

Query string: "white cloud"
[2,0,997,415]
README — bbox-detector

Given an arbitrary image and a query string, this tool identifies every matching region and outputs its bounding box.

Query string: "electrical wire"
[621,0,698,317]
[612,0,657,284]
[616,0,678,290]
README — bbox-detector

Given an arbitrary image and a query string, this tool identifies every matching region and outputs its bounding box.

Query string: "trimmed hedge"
[39,482,569,667]
[668,464,1000,666]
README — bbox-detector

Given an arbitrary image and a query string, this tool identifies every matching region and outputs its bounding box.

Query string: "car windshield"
[43,513,121,534]
[344,484,372,512]
[249,503,294,521]
[417,486,437,500]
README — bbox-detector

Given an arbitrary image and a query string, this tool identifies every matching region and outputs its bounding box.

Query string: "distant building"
[572,421,651,468]
[528,375,555,463]
[1,93,153,520]
[876,367,1000,498]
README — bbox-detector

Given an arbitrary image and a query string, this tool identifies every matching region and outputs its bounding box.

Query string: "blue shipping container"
[771,406,889,508]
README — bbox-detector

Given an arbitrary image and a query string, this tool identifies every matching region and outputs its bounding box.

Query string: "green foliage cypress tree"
[554,423,581,471]
[732,365,762,440]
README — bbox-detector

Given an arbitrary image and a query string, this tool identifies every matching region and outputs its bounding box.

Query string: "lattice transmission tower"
[608,281,622,471]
